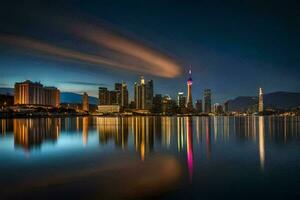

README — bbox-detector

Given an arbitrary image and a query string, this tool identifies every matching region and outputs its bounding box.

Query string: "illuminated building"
[177,92,186,108]
[115,83,122,105]
[14,80,60,107]
[213,103,223,114]
[186,70,193,110]
[259,87,264,113]
[82,92,89,112]
[224,100,229,113]
[98,87,109,105]
[204,89,212,113]
[121,82,129,108]
[162,95,177,115]
[99,83,129,109]
[134,76,153,110]
[44,87,60,107]
[195,99,203,113]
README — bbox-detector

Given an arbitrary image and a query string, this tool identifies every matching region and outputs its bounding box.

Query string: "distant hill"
[0,88,99,105]
[227,96,258,112]
[227,91,300,112]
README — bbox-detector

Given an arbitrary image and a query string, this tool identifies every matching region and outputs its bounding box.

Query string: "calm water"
[0,116,299,199]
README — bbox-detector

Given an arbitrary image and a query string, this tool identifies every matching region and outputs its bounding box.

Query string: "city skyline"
[0,1,299,103]
[0,1,300,199]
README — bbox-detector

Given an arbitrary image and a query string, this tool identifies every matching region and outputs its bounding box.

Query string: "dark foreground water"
[0,116,299,199]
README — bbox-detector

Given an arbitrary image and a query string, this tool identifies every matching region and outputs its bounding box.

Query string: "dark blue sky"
[0,0,299,103]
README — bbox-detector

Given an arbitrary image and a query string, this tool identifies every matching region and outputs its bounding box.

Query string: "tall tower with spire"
[258,87,264,113]
[186,69,193,110]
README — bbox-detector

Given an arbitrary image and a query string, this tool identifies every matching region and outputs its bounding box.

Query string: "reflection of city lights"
[177,117,184,152]
[186,117,193,180]
[82,117,89,146]
[13,118,60,152]
[258,116,265,170]
[205,117,211,160]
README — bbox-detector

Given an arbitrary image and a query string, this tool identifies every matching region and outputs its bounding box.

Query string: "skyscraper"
[82,92,89,112]
[224,100,229,113]
[186,70,193,109]
[108,90,118,105]
[152,94,162,113]
[204,89,212,113]
[121,82,129,108]
[177,92,186,108]
[195,99,203,113]
[134,76,153,110]
[98,87,109,105]
[213,103,223,114]
[115,83,122,105]
[258,87,264,112]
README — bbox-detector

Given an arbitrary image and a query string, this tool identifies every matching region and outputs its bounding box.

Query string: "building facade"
[82,92,89,112]
[120,82,129,108]
[98,87,109,105]
[204,89,212,113]
[14,80,60,107]
[195,99,203,113]
[152,94,162,113]
[98,83,128,109]
[224,101,229,113]
[134,76,153,110]
[177,92,186,108]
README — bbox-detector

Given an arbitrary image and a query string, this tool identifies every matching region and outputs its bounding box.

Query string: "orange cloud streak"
[0,33,181,77]
[71,23,182,78]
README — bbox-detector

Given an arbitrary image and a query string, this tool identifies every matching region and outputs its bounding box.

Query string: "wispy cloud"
[0,17,183,78]
[70,22,182,78]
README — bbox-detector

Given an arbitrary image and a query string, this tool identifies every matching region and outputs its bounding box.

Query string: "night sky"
[0,0,299,103]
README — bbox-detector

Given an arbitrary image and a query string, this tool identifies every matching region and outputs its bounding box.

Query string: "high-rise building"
[82,92,89,112]
[162,95,176,114]
[177,92,186,108]
[195,99,203,113]
[224,101,229,113]
[204,89,212,113]
[134,76,153,110]
[98,87,109,105]
[14,80,60,107]
[258,87,264,112]
[108,90,118,105]
[146,80,154,109]
[115,83,122,105]
[114,83,122,91]
[152,94,162,113]
[186,70,193,109]
[121,82,129,108]
[214,103,223,114]
[99,83,129,109]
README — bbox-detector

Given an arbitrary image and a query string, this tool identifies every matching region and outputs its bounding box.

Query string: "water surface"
[0,116,299,199]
